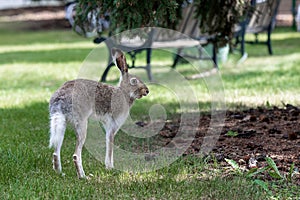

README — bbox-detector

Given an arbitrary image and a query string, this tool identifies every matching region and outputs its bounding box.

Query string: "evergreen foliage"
[75,0,253,47]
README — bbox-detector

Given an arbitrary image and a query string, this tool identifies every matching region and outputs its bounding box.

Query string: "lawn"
[0,27,299,199]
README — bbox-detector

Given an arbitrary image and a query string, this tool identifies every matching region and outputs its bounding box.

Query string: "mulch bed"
[159,104,300,184]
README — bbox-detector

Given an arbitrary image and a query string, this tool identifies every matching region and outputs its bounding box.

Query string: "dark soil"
[158,104,300,184]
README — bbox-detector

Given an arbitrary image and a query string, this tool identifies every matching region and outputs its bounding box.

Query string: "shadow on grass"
[0,48,93,64]
[0,23,87,45]
[244,36,300,57]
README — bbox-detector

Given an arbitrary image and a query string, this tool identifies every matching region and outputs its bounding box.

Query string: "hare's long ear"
[111,48,128,74]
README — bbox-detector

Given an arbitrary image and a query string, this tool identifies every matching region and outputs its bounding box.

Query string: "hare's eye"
[130,78,138,86]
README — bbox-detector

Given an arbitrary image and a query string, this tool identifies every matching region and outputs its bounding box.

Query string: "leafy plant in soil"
[225,157,298,197]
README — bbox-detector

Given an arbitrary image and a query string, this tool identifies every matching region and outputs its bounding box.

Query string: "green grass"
[0,26,299,199]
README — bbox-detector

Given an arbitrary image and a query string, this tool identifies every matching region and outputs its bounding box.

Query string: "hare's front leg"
[105,126,117,169]
[73,119,88,179]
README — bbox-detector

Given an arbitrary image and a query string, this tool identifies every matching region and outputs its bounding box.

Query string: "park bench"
[234,0,281,58]
[93,3,218,82]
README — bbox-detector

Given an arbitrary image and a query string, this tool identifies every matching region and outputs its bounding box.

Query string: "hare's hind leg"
[73,119,88,179]
[49,112,66,174]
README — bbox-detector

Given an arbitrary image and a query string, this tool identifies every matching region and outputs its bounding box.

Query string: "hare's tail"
[49,112,66,149]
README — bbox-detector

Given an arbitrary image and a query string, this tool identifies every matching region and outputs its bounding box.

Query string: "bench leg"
[171,48,183,69]
[212,44,218,69]
[101,62,114,82]
[146,48,153,81]
[254,34,259,43]
[267,29,273,55]
[240,28,246,57]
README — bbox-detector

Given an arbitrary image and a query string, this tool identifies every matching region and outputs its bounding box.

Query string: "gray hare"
[49,48,149,178]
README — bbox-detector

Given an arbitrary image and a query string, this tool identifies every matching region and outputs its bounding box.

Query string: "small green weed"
[225,157,299,199]
[225,130,239,137]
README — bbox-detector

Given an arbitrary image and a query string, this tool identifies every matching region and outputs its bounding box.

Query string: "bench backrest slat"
[247,0,280,33]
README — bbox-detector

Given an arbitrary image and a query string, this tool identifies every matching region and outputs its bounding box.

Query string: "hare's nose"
[142,88,149,96]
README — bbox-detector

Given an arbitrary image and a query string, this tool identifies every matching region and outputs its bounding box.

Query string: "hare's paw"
[73,154,86,179]
[105,161,114,170]
[52,153,62,173]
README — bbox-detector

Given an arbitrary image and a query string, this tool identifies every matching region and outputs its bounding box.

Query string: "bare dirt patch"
[158,105,300,184]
